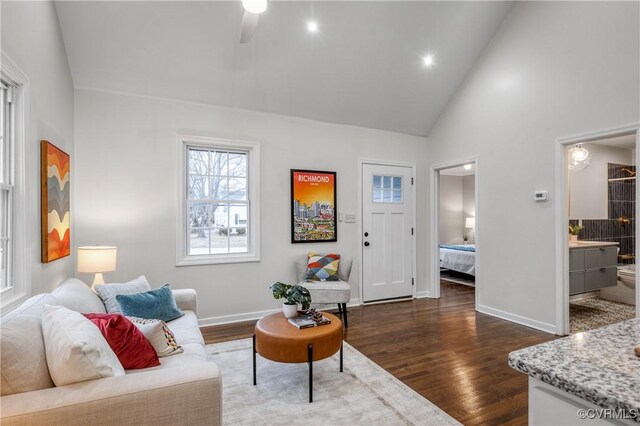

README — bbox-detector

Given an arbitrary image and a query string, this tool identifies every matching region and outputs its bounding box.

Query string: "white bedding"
[440,245,476,276]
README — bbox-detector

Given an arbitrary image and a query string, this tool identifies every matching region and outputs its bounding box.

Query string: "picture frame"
[291,169,337,243]
[41,140,70,263]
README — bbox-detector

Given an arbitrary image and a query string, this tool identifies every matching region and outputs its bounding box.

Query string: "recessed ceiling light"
[463,164,473,170]
[422,54,435,68]
[307,20,319,33]
[242,0,267,14]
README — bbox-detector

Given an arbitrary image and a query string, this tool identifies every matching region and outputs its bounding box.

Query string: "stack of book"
[288,313,331,329]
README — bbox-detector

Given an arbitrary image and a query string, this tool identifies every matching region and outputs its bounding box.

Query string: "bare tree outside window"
[187,147,249,255]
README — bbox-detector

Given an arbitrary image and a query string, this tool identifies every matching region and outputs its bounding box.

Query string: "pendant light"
[568,144,591,171]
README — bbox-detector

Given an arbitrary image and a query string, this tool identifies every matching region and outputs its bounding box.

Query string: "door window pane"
[372,175,404,204]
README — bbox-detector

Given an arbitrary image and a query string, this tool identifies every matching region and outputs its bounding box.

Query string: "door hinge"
[411,177,414,185]
[412,278,415,286]
[411,227,414,235]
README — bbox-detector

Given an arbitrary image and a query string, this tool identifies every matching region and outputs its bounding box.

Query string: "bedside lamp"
[465,217,475,229]
[77,246,117,289]
[464,217,475,244]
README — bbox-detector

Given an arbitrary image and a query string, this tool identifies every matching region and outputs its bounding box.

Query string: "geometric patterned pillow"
[125,316,184,358]
[303,253,340,281]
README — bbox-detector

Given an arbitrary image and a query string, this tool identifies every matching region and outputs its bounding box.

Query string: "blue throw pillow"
[115,284,184,322]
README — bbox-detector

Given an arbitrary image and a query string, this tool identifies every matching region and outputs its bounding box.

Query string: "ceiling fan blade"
[240,11,259,43]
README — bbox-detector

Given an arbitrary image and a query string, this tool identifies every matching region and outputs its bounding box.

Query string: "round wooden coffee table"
[253,312,343,403]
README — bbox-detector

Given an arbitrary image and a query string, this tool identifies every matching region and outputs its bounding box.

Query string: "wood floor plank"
[201,281,556,425]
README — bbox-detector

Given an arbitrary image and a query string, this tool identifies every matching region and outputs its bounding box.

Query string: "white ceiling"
[587,133,637,150]
[55,1,514,136]
[440,164,475,176]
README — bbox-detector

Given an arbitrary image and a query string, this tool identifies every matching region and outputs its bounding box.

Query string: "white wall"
[73,89,428,323]
[1,1,75,296]
[439,175,463,244]
[569,143,634,219]
[426,1,639,332]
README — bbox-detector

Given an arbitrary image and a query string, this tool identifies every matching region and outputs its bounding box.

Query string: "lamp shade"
[465,217,475,229]
[77,246,117,273]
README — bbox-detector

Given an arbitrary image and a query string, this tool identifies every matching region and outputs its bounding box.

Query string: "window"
[372,175,403,203]
[0,81,14,291]
[0,53,28,310]
[177,136,260,266]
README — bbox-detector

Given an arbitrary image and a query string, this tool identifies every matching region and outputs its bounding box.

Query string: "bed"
[439,244,476,276]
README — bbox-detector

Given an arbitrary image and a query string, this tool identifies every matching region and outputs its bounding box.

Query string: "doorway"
[360,161,416,303]
[429,159,479,307]
[430,161,478,303]
[556,125,640,335]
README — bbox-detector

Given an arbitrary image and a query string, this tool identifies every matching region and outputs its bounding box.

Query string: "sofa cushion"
[116,284,184,322]
[166,311,204,346]
[84,313,160,369]
[127,343,208,373]
[299,280,351,304]
[94,276,151,314]
[42,305,125,386]
[52,278,106,314]
[0,294,58,396]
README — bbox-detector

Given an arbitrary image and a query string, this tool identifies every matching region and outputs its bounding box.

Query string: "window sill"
[176,253,261,267]
[0,292,28,313]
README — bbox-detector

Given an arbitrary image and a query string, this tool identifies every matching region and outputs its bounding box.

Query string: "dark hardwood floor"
[201,281,557,425]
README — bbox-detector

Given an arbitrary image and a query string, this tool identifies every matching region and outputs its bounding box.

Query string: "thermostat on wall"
[534,190,549,202]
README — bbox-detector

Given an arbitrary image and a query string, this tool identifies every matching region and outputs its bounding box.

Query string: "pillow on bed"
[304,253,340,281]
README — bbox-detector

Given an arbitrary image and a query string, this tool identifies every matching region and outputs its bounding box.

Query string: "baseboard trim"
[199,298,361,327]
[477,304,556,334]
[416,291,432,299]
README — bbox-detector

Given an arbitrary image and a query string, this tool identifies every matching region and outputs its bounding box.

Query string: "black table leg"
[253,334,257,386]
[308,343,313,403]
[340,340,343,372]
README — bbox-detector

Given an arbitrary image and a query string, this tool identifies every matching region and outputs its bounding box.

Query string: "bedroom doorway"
[430,160,478,304]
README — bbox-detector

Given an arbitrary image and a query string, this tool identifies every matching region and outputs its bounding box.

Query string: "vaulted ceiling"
[55,1,513,136]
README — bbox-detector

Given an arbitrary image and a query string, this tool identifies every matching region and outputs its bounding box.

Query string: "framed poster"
[41,140,70,263]
[291,169,337,243]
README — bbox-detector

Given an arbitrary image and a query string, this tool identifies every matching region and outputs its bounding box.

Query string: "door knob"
[364,232,369,237]
[364,242,370,247]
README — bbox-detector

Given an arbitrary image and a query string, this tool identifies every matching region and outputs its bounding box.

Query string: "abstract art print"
[291,169,337,243]
[41,140,70,262]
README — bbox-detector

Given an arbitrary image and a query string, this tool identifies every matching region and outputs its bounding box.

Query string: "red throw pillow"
[84,313,160,369]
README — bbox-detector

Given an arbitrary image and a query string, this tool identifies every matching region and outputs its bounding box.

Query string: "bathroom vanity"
[569,241,619,295]
[509,319,640,425]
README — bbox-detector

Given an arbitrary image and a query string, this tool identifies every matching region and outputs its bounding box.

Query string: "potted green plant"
[569,224,584,243]
[269,282,312,318]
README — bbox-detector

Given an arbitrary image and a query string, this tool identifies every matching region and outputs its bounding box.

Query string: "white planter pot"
[282,303,298,318]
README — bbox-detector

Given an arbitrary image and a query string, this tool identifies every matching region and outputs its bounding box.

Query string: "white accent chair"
[295,255,353,327]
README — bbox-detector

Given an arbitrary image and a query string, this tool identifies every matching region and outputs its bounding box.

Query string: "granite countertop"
[509,319,640,418]
[569,241,620,249]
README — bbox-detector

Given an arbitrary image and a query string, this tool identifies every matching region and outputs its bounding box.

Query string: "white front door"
[362,163,414,302]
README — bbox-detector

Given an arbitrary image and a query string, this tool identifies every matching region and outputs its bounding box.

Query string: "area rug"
[206,338,459,425]
[570,297,636,333]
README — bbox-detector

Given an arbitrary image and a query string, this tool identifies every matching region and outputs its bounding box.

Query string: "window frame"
[176,135,260,266]
[0,52,30,311]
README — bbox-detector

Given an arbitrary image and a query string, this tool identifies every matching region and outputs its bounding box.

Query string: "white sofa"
[0,278,221,425]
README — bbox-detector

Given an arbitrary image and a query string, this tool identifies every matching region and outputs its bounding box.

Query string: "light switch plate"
[344,213,356,223]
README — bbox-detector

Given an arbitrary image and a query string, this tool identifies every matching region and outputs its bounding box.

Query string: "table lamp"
[464,217,476,244]
[465,217,475,229]
[77,246,117,289]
